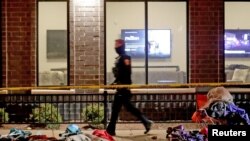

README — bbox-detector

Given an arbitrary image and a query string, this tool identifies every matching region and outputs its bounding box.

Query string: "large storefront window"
[106,2,145,84]
[105,1,187,84]
[225,2,250,83]
[38,0,68,86]
[148,2,187,84]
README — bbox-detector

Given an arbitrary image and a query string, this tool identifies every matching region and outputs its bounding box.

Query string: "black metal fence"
[0,87,250,127]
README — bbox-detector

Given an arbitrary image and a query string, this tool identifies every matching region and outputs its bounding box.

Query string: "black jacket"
[112,54,132,85]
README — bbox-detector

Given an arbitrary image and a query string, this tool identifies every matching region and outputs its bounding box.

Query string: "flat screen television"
[121,29,171,58]
[225,29,250,57]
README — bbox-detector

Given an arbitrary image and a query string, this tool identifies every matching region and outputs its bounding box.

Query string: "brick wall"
[1,0,225,87]
[0,0,2,87]
[189,0,224,83]
[69,0,104,86]
[1,0,36,87]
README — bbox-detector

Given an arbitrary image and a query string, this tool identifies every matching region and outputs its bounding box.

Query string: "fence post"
[103,90,108,129]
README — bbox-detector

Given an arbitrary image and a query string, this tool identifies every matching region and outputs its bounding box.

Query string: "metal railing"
[0,86,250,128]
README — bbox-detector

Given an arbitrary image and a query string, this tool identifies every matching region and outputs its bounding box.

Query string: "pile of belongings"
[166,125,207,141]
[0,124,115,141]
[59,124,115,141]
[59,124,92,141]
[192,87,250,126]
[0,128,57,141]
[0,128,32,141]
[28,135,57,141]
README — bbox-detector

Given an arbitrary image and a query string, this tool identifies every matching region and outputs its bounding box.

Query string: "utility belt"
[116,88,131,94]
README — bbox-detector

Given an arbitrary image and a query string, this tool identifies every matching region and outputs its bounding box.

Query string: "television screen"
[121,29,171,58]
[225,29,250,57]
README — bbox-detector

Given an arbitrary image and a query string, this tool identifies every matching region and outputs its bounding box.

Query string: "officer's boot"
[141,115,154,134]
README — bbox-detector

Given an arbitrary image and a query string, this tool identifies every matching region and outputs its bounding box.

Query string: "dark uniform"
[106,40,152,136]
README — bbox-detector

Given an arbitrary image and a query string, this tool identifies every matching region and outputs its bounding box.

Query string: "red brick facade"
[1,0,36,87]
[69,0,104,86]
[1,0,224,87]
[189,0,224,83]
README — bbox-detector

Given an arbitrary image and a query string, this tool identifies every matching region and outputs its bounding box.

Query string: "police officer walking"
[106,39,153,136]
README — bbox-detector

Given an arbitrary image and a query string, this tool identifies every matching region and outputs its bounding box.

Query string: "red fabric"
[191,110,204,122]
[28,135,48,140]
[196,94,208,109]
[200,127,208,136]
[28,135,57,141]
[192,109,225,126]
[192,109,214,124]
[92,129,115,141]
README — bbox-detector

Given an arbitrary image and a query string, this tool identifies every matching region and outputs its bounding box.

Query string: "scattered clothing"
[0,128,31,141]
[64,134,92,141]
[92,130,115,141]
[207,100,250,125]
[193,87,250,126]
[166,125,207,141]
[28,135,57,141]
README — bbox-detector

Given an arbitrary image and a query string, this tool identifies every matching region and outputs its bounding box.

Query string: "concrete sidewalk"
[0,123,200,141]
[0,129,166,141]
